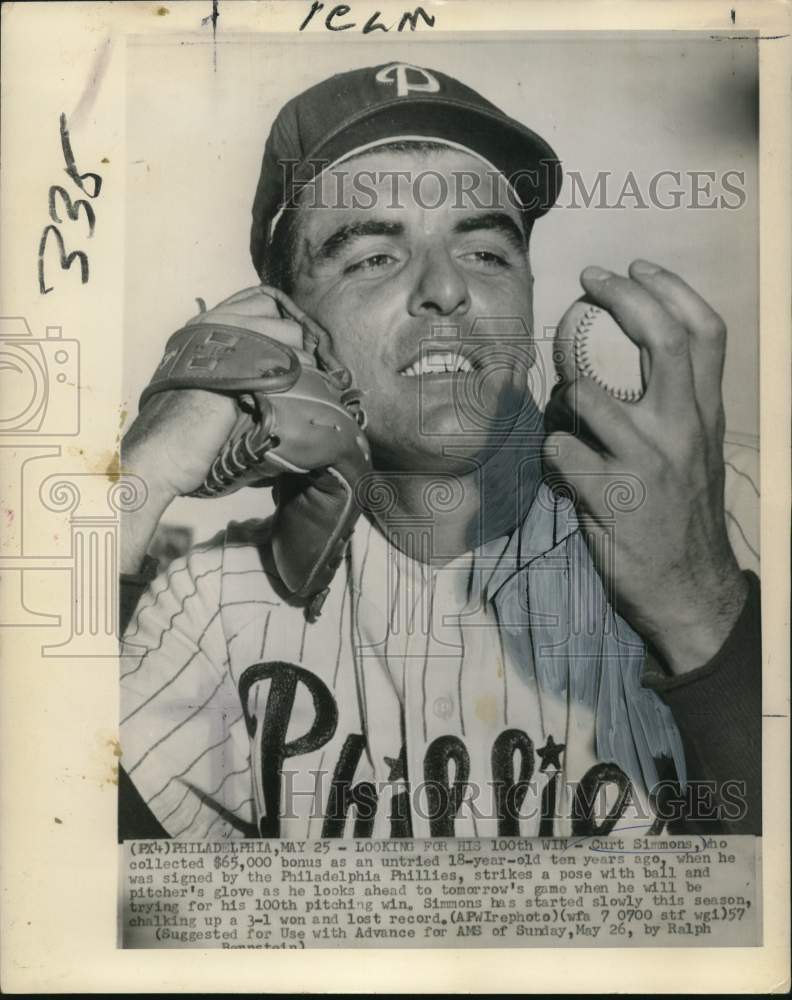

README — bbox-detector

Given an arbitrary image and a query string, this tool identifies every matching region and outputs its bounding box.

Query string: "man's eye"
[345,253,396,274]
[462,250,511,269]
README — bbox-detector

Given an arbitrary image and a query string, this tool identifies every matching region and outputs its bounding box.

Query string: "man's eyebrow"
[453,212,527,252]
[311,219,404,262]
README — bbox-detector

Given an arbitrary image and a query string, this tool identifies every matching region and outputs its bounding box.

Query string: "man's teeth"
[400,352,474,376]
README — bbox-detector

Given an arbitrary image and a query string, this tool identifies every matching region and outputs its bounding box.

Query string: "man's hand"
[543,259,748,675]
[120,285,335,574]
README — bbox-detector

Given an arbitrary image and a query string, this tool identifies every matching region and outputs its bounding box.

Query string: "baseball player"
[118,63,761,841]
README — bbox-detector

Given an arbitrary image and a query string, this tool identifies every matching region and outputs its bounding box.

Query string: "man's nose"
[406,248,471,317]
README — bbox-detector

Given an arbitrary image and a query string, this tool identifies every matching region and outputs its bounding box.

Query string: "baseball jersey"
[119,438,759,841]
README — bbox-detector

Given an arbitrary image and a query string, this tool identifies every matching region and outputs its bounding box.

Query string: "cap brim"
[300,95,562,217]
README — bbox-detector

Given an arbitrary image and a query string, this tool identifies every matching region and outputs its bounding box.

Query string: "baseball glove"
[139,286,371,621]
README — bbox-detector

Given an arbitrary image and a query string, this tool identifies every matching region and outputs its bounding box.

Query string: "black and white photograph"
[0,0,789,990]
[119,32,761,844]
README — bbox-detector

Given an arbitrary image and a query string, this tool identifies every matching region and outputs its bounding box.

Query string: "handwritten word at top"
[299,3,436,33]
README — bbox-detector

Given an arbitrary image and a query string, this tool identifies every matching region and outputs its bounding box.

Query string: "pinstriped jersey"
[119,440,759,840]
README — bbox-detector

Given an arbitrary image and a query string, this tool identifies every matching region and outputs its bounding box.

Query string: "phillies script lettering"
[239,661,686,839]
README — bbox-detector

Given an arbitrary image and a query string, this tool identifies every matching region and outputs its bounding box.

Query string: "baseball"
[570,300,645,402]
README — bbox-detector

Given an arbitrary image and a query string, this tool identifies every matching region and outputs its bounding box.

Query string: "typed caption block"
[121,835,760,949]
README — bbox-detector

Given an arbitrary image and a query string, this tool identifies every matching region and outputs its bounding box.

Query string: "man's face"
[290,147,537,472]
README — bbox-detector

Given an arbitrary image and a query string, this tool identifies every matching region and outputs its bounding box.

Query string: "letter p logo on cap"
[375,63,441,97]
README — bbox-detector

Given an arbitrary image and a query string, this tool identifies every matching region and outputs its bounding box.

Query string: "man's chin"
[371,427,522,476]
[367,383,540,473]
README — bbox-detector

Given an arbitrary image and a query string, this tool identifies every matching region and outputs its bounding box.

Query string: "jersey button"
[433,696,454,720]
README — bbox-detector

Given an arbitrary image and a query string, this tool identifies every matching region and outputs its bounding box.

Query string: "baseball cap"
[250,62,562,274]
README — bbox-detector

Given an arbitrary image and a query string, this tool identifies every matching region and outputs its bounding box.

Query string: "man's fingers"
[545,378,645,458]
[298,310,352,389]
[267,285,351,387]
[183,284,350,385]
[214,285,350,387]
[216,285,277,309]
[189,304,305,350]
[627,260,726,437]
[184,284,352,389]
[542,430,610,516]
[579,266,696,414]
[553,300,583,385]
[542,430,606,476]
[185,285,297,333]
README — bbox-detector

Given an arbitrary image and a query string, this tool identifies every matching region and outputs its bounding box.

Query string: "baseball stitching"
[573,304,643,402]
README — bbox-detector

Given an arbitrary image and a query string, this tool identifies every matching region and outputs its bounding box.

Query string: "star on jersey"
[537,735,566,771]
[384,749,407,782]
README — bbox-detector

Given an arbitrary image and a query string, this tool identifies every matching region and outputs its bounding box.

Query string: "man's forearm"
[121,501,170,574]
[642,571,762,834]
[120,443,176,574]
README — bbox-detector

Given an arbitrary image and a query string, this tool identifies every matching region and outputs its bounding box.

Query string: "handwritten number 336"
[38,113,102,295]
